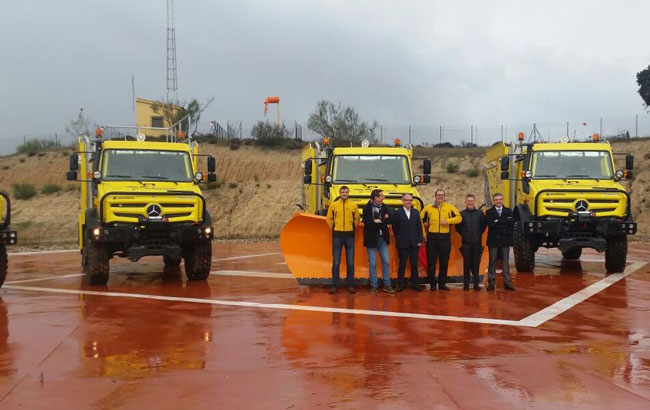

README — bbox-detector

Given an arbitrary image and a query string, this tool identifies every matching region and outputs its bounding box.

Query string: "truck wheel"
[513,221,535,272]
[0,244,7,288]
[83,242,109,285]
[605,235,627,273]
[561,247,583,260]
[163,255,182,266]
[184,240,212,281]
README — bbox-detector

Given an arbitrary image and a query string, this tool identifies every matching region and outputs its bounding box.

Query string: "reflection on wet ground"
[0,242,648,408]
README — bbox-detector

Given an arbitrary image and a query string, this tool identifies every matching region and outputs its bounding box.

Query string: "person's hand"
[373,219,382,223]
[441,220,449,226]
[417,243,422,247]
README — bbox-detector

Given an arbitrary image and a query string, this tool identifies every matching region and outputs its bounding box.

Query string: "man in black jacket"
[485,192,515,291]
[456,194,486,291]
[363,189,395,294]
[391,193,424,291]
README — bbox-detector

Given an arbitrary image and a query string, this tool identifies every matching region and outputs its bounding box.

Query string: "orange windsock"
[264,96,280,115]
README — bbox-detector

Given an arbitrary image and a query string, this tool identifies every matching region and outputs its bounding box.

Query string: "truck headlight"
[413,175,422,184]
[524,170,532,178]
[325,175,333,183]
[92,228,101,239]
[528,222,534,228]
[93,171,102,180]
[615,170,624,179]
[9,232,15,238]
[629,223,635,229]
[194,172,204,182]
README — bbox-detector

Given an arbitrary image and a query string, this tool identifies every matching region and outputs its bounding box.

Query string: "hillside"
[0,140,647,245]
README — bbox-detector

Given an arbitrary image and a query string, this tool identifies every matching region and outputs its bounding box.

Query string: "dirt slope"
[0,141,647,245]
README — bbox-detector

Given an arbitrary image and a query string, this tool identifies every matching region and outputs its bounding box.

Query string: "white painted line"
[1,284,524,326]
[212,252,282,262]
[9,249,77,256]
[275,262,287,265]
[519,262,647,327]
[211,270,294,279]
[4,273,84,284]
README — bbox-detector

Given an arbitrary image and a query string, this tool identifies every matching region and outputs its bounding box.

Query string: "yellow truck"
[66,130,216,285]
[0,192,17,287]
[281,138,440,283]
[485,134,636,273]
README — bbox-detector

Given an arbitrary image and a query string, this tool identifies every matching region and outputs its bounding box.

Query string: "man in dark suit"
[456,193,486,291]
[391,193,424,291]
[485,192,515,291]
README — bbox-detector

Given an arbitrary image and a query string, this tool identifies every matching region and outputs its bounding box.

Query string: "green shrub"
[464,168,481,178]
[41,183,62,194]
[228,182,238,189]
[16,139,63,155]
[445,162,459,173]
[13,183,37,200]
[64,184,77,192]
[229,143,240,150]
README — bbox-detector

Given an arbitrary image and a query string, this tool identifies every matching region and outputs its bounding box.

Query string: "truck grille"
[538,192,625,217]
[106,198,200,223]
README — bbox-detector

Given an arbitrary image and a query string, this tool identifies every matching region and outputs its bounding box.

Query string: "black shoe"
[504,284,515,291]
[370,287,378,294]
[329,287,337,294]
[473,284,481,291]
[383,285,396,294]
[463,285,470,291]
[429,283,437,291]
[347,287,356,294]
[439,285,450,291]
[487,283,495,291]
[411,284,424,291]
[396,285,404,292]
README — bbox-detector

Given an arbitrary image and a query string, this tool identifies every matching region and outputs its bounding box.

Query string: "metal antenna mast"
[166,0,178,102]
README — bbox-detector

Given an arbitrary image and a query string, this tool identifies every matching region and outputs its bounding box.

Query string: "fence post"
[500,125,503,142]
[380,125,383,144]
[636,114,638,137]
[470,125,473,145]
[439,125,442,144]
[566,121,569,139]
[599,117,603,137]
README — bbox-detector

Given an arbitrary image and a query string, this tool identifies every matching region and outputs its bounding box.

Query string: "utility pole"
[599,117,603,137]
[439,125,442,144]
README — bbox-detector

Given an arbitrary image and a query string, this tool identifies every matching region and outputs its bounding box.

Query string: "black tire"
[83,241,110,285]
[561,247,583,260]
[605,235,627,273]
[184,239,212,281]
[163,255,182,266]
[513,221,535,272]
[0,244,7,288]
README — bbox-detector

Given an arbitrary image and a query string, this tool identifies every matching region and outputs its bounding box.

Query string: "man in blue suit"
[391,193,424,291]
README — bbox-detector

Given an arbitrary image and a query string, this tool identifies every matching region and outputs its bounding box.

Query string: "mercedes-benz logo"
[147,204,162,218]
[575,200,589,212]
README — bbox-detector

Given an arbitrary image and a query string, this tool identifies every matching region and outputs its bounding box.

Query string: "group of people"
[325,186,516,294]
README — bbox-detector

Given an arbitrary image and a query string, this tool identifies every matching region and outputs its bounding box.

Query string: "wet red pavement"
[0,242,649,409]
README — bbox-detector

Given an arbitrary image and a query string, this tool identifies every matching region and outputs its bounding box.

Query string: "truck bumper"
[0,230,17,245]
[89,223,213,262]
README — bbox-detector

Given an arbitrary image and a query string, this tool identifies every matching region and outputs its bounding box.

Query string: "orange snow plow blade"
[280,212,489,285]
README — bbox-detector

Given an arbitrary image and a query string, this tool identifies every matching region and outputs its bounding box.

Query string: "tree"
[151,97,214,136]
[637,65,650,110]
[251,121,290,147]
[307,100,378,146]
[65,108,94,137]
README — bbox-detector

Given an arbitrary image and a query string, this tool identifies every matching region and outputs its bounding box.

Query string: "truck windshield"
[531,151,613,179]
[101,150,193,182]
[332,155,411,184]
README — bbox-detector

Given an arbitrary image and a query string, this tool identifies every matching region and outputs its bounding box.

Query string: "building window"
[151,116,164,128]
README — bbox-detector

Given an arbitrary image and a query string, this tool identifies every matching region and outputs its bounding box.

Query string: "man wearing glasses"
[391,193,424,291]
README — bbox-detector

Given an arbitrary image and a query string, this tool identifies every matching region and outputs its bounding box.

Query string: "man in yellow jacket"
[326,186,361,294]
[422,189,462,290]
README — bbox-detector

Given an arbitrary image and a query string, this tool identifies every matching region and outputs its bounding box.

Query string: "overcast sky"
[1,0,649,148]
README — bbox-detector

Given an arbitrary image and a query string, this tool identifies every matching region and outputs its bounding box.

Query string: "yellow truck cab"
[301,139,431,214]
[0,192,17,287]
[486,134,636,272]
[66,130,216,284]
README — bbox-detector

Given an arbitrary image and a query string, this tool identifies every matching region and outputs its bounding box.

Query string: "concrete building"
[135,97,183,138]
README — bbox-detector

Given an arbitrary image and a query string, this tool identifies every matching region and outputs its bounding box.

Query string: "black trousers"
[426,234,451,286]
[462,244,483,286]
[397,246,419,287]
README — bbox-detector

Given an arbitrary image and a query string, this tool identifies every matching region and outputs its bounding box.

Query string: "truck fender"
[85,209,100,229]
[513,204,532,228]
[203,210,212,227]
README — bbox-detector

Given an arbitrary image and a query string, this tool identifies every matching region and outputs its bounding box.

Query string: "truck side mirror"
[207,156,216,173]
[423,159,431,175]
[207,173,217,182]
[69,153,79,171]
[500,171,509,180]
[626,154,634,170]
[500,156,509,172]
[304,159,312,175]
[66,171,78,181]
[423,175,431,184]
[303,175,311,184]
